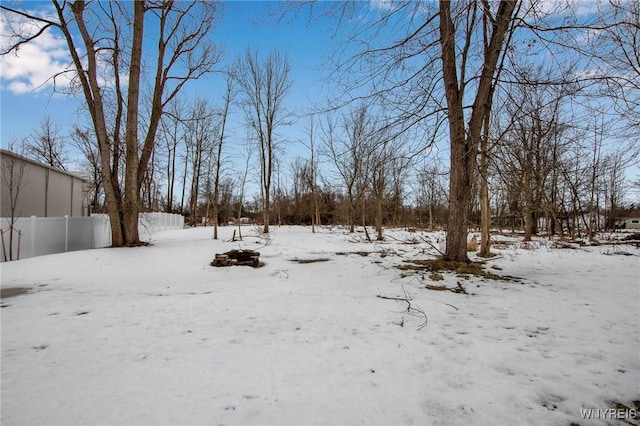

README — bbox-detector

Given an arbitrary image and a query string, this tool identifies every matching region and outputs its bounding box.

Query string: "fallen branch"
[230,229,272,251]
[385,233,420,245]
[385,232,444,256]
[425,284,448,291]
[425,281,468,295]
[377,295,410,302]
[377,285,428,329]
[419,234,445,256]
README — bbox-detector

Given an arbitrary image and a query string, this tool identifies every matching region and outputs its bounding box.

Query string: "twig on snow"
[377,284,428,329]
[425,282,468,295]
[419,234,445,256]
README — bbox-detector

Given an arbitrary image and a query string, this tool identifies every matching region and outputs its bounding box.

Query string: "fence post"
[30,216,36,258]
[65,215,69,252]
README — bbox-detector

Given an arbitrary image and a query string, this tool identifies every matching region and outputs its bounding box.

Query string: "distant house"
[621,218,640,230]
[229,217,254,225]
[1,149,90,218]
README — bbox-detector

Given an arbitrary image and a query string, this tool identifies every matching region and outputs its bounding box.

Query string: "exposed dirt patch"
[290,258,331,264]
[428,272,444,281]
[123,241,152,248]
[0,287,31,299]
[336,251,371,257]
[609,398,640,412]
[490,239,519,250]
[425,282,469,294]
[397,258,520,281]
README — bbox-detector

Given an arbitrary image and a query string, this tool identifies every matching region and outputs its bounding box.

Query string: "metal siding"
[47,170,73,216]
[1,155,47,217]
[14,161,47,217]
[71,176,88,216]
[1,150,90,218]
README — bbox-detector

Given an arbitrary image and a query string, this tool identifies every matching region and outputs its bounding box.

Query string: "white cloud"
[5,79,30,93]
[1,9,129,96]
[523,0,602,17]
[369,0,397,12]
[0,11,75,94]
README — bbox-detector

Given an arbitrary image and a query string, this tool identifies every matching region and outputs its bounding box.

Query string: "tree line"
[2,0,638,261]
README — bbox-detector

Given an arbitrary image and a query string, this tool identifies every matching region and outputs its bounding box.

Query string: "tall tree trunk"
[479,106,492,257]
[439,0,517,262]
[376,197,384,241]
[479,163,491,256]
[440,0,472,261]
[166,144,176,213]
[67,1,124,246]
[214,78,232,239]
[121,0,144,245]
[263,161,271,233]
[263,198,270,233]
[313,194,320,233]
[361,192,371,241]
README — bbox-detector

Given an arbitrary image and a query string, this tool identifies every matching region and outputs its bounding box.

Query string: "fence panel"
[91,214,112,249]
[68,217,93,252]
[1,212,184,262]
[33,217,67,257]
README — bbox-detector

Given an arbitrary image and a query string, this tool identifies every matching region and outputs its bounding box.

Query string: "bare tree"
[288,157,306,224]
[71,125,103,213]
[1,1,222,246]
[416,164,448,231]
[233,134,256,240]
[370,142,390,241]
[212,74,233,239]
[185,98,216,226]
[158,97,188,213]
[323,105,375,235]
[439,1,519,261]
[369,127,408,241]
[589,0,640,130]
[1,141,28,261]
[602,151,628,230]
[26,116,67,170]
[495,65,570,241]
[303,115,322,233]
[233,48,292,234]
[279,1,518,260]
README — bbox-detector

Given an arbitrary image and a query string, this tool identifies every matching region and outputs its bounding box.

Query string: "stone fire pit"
[211,249,261,267]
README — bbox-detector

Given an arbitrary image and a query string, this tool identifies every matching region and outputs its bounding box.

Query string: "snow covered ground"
[1,225,638,426]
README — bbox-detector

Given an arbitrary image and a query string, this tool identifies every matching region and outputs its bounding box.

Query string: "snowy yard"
[1,226,638,426]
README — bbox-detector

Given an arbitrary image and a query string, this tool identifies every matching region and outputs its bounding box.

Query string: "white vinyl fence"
[1,212,184,262]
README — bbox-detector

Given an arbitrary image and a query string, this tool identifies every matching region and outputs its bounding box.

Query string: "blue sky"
[2,1,638,202]
[0,1,341,161]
